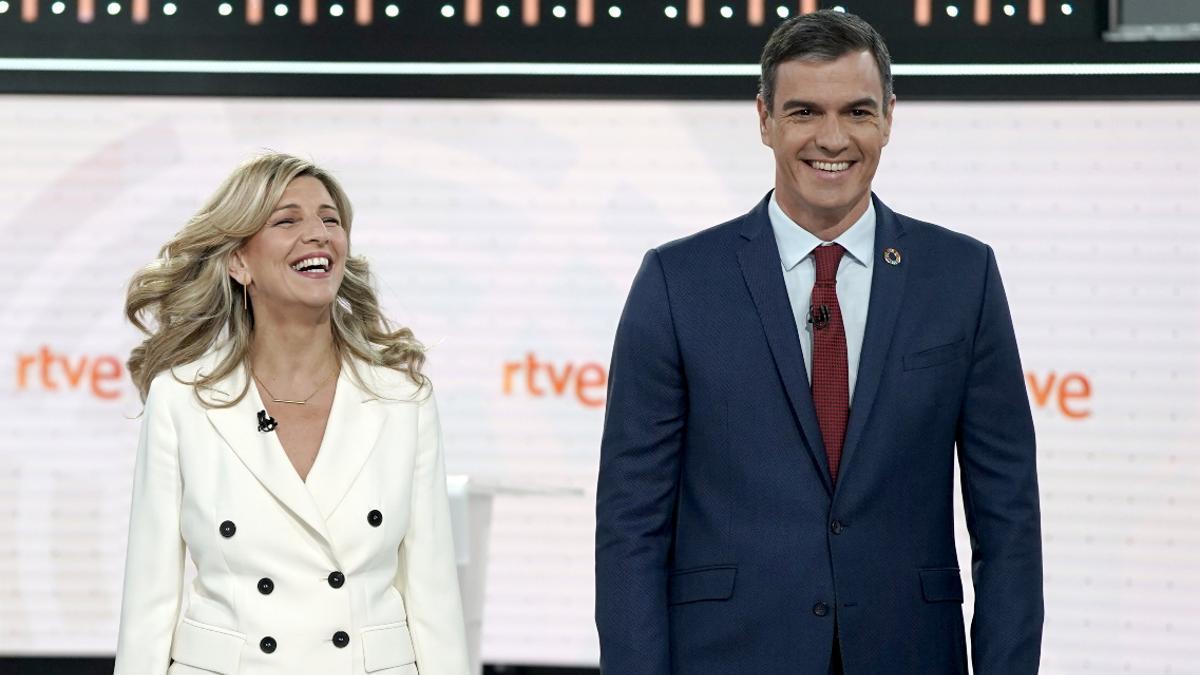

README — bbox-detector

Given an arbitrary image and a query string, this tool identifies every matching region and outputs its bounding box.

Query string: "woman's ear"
[227,249,250,286]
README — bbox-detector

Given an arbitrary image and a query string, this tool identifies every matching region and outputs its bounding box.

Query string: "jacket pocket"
[919,568,964,603]
[667,565,737,606]
[903,338,966,371]
[170,618,246,674]
[362,621,418,673]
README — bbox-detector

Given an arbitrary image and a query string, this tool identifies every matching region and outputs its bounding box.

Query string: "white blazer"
[114,351,470,675]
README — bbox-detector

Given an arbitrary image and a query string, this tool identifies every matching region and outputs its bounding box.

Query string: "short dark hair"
[759,10,894,114]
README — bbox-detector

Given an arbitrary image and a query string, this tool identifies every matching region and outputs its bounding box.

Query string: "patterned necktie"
[810,244,849,483]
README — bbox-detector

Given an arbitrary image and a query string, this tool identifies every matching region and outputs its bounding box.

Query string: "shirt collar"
[768,191,876,272]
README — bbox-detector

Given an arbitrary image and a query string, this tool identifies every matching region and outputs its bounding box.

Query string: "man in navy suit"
[595,10,1042,674]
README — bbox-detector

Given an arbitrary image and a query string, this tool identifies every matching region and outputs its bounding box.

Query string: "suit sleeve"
[595,249,687,675]
[956,246,1044,674]
[114,376,185,675]
[394,390,471,675]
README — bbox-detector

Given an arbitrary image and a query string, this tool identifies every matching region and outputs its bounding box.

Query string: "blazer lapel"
[737,195,834,495]
[203,364,333,547]
[303,367,387,522]
[837,195,909,486]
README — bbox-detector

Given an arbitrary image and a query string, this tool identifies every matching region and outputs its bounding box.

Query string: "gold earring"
[242,280,249,311]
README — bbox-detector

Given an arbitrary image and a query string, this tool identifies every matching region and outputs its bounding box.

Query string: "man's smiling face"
[757,49,894,234]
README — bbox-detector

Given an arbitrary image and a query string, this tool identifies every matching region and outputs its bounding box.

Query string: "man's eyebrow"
[779,99,821,112]
[844,97,880,110]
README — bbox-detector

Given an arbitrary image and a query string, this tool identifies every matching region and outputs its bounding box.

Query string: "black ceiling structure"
[0,2,1196,101]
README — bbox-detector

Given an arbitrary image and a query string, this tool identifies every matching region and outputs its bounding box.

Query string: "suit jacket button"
[367,510,383,527]
[257,578,274,595]
[332,631,350,648]
[830,520,844,535]
[260,636,277,654]
[219,520,237,538]
[328,571,345,589]
[812,602,829,617]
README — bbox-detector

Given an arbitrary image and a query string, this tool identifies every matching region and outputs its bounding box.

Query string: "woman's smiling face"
[231,175,348,316]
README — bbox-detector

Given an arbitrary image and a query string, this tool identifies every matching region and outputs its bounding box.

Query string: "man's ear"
[756,95,772,147]
[881,94,897,147]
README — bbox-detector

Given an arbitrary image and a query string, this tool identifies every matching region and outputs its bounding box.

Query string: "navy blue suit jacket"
[596,194,1042,674]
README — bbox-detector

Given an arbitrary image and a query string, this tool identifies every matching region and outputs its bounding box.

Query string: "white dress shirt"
[768,192,876,400]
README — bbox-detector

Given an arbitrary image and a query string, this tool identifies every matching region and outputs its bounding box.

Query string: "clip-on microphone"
[257,410,278,433]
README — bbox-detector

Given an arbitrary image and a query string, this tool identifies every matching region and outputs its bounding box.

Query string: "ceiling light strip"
[975,0,990,26]
[914,0,932,26]
[1030,0,1045,25]
[747,0,763,26]
[246,0,263,25]
[0,59,1198,77]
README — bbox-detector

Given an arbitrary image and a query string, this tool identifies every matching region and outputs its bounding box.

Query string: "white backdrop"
[0,96,1198,672]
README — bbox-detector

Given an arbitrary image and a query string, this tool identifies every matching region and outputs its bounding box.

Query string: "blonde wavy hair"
[125,153,426,405]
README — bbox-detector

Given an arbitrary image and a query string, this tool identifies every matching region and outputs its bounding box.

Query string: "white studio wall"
[0,96,1198,672]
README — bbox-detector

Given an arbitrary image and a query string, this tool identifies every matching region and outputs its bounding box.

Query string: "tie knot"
[812,243,845,284]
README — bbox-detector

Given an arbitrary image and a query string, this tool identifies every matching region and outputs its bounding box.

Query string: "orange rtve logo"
[503,352,607,408]
[16,346,125,400]
[1025,371,1091,419]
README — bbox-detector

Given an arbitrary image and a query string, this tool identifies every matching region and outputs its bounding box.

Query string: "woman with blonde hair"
[115,153,469,674]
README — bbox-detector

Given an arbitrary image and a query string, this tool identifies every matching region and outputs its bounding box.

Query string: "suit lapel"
[203,364,333,547]
[737,195,834,495]
[838,195,909,486]
[304,367,387,522]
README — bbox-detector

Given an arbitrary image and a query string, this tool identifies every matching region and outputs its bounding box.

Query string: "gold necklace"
[251,362,339,405]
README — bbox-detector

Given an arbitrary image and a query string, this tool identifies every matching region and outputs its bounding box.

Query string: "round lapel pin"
[883,248,902,266]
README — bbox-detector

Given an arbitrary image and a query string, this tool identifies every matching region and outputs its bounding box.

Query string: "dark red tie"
[810,244,849,483]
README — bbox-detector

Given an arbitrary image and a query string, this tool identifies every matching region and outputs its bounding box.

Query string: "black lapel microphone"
[257,410,278,433]
[808,304,831,330]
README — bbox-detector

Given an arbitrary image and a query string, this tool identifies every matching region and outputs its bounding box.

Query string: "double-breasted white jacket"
[114,350,470,674]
